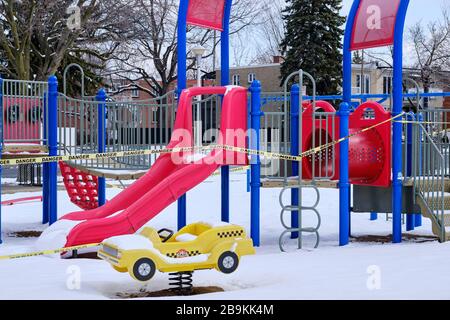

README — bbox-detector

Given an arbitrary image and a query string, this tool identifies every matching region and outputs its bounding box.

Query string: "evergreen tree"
[280,0,345,95]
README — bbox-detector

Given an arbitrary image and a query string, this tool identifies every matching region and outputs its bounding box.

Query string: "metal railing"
[103,92,178,170]
[412,121,446,241]
[1,79,49,146]
[418,108,450,175]
[57,90,226,172]
[260,92,288,178]
[307,110,338,181]
[57,91,179,170]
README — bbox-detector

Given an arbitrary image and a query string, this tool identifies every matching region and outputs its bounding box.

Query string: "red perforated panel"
[59,162,99,210]
[301,101,392,187]
[350,0,401,51]
[187,0,226,31]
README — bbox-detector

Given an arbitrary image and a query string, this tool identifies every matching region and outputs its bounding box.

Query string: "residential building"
[215,56,284,92]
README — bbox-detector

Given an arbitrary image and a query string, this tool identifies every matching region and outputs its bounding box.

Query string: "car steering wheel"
[157,228,174,243]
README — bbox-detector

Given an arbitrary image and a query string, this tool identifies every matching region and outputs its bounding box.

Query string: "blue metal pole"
[0,77,3,244]
[342,0,361,103]
[338,102,351,246]
[290,84,300,239]
[96,89,107,207]
[340,0,360,246]
[392,0,410,243]
[177,0,189,230]
[406,113,415,231]
[42,90,49,225]
[415,113,423,227]
[370,212,378,221]
[247,100,251,193]
[48,76,58,225]
[220,0,232,223]
[250,80,262,246]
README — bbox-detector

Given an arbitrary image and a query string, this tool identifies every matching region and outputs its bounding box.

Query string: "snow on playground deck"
[1,172,450,300]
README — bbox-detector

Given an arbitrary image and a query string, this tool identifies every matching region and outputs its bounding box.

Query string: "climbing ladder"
[279,183,321,251]
[276,70,332,251]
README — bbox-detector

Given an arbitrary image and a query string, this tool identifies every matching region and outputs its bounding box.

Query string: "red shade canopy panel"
[350,0,401,51]
[187,0,226,31]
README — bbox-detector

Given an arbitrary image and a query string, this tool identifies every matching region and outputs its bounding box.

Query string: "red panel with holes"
[348,101,391,187]
[350,0,401,51]
[3,97,42,142]
[59,162,99,210]
[301,101,392,187]
[187,0,226,31]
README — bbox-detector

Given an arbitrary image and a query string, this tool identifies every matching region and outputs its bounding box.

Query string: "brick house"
[215,56,284,92]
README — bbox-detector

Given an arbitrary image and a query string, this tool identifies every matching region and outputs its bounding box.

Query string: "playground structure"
[0,0,449,253]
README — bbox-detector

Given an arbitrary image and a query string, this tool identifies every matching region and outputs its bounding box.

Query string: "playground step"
[262,177,338,189]
[444,214,450,227]
[422,194,450,210]
[416,195,450,242]
[405,178,450,193]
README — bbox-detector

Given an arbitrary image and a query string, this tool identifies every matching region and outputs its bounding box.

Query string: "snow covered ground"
[1,172,450,300]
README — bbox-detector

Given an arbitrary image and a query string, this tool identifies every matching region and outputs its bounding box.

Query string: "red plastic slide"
[56,86,248,248]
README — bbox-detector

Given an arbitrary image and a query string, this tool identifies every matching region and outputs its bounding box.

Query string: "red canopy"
[187,0,226,31]
[350,0,401,51]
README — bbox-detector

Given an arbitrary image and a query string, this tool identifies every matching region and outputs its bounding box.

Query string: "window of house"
[356,74,371,94]
[232,74,240,86]
[131,88,139,98]
[248,73,256,84]
[383,76,392,95]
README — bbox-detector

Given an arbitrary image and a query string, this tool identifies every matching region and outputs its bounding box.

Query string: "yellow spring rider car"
[98,222,255,282]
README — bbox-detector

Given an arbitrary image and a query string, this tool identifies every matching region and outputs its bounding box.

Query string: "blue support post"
[176,0,189,230]
[338,102,351,246]
[96,89,107,207]
[250,80,262,246]
[370,212,378,221]
[220,0,233,223]
[406,113,415,231]
[48,76,58,225]
[340,0,360,246]
[0,77,3,244]
[392,0,410,243]
[42,90,49,225]
[247,101,251,193]
[290,84,300,239]
[415,113,423,227]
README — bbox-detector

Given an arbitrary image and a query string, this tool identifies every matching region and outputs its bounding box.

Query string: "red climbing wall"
[59,162,99,210]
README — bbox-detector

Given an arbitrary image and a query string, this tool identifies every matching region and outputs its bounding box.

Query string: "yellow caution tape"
[0,243,100,260]
[397,120,450,125]
[0,146,214,167]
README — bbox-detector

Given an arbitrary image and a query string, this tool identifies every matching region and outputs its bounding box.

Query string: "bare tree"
[249,0,285,65]
[0,0,133,89]
[409,6,450,107]
[109,0,262,98]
